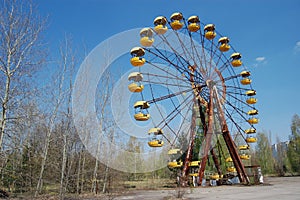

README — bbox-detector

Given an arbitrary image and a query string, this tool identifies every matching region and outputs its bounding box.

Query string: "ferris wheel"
[128,12,258,186]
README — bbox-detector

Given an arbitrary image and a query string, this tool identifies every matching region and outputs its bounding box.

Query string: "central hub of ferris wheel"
[128,12,259,186]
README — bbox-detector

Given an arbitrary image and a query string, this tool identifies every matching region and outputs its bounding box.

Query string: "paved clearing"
[116,176,300,200]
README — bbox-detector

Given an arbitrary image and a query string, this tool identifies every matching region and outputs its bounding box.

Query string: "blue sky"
[37,0,300,143]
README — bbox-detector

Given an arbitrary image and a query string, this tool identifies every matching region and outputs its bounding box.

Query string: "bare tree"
[0,0,46,151]
[34,37,70,197]
[57,36,76,200]
[91,70,111,194]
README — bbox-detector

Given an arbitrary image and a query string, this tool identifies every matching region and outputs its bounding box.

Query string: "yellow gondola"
[218,37,230,52]
[187,15,200,32]
[148,139,164,147]
[130,47,145,67]
[248,117,259,124]
[153,16,168,34]
[210,173,221,180]
[134,101,150,121]
[227,166,236,172]
[168,161,183,168]
[245,128,256,134]
[128,72,144,92]
[239,145,250,150]
[226,157,233,162]
[246,98,257,104]
[240,154,251,160]
[248,109,258,115]
[134,113,150,121]
[189,161,200,167]
[140,28,154,47]
[130,57,145,67]
[230,53,242,67]
[148,128,163,147]
[189,173,198,177]
[240,71,251,77]
[240,78,252,85]
[204,24,216,40]
[170,12,183,30]
[246,136,257,143]
[128,83,144,93]
[246,90,256,96]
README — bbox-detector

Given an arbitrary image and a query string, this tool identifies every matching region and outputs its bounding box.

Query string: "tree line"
[256,114,300,176]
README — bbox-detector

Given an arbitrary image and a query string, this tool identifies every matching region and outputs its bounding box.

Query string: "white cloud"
[252,56,267,67]
[294,41,300,51]
[255,57,266,62]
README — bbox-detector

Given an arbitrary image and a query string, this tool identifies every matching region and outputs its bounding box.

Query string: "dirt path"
[115,176,300,200]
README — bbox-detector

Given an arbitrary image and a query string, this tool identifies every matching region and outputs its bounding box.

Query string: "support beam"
[213,87,250,184]
[197,89,214,185]
[222,130,250,184]
[210,148,222,176]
